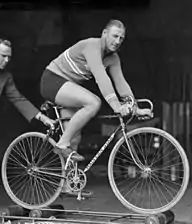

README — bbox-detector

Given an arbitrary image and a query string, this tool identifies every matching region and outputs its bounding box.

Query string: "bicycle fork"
[119,116,145,171]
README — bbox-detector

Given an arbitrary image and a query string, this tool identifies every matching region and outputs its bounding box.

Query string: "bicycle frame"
[83,119,121,173]
[48,105,144,174]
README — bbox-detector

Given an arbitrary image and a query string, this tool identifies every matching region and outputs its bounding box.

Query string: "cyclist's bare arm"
[108,55,153,118]
[84,45,134,116]
[108,53,135,99]
[84,45,116,97]
[107,54,139,114]
[84,45,123,113]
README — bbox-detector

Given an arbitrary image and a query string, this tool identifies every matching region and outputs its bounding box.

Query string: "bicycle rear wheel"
[108,127,189,214]
[2,132,65,209]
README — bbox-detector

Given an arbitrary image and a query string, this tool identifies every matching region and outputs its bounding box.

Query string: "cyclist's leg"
[60,108,82,151]
[55,81,101,159]
[59,108,93,196]
[71,131,81,151]
[40,69,100,160]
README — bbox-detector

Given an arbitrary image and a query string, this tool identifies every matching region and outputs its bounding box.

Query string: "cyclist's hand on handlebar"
[115,104,132,116]
[136,108,153,120]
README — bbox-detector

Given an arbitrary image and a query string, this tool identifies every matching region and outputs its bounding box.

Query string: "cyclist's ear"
[102,29,108,37]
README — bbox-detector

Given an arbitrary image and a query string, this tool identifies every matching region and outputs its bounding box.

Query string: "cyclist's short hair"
[104,19,126,32]
[0,38,12,47]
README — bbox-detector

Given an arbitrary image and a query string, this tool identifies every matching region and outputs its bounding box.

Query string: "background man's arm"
[5,74,54,126]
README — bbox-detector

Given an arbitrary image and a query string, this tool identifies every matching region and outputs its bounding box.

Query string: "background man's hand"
[35,112,55,128]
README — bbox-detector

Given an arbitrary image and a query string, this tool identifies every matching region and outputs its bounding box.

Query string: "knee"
[87,97,101,115]
[93,97,102,111]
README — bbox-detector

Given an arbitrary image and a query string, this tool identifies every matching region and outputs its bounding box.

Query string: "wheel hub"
[141,166,152,178]
[27,164,38,175]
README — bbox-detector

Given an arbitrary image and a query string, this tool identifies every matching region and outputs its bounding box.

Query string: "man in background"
[0,38,54,131]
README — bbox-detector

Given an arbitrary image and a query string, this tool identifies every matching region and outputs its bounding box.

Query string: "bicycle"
[1,98,190,215]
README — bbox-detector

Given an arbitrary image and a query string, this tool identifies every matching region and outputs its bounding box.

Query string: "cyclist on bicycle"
[40,20,152,196]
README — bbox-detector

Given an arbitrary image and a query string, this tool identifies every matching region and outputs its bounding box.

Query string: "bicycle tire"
[108,127,189,214]
[2,132,65,209]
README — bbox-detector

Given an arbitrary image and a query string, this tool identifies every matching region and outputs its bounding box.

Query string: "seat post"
[53,106,65,134]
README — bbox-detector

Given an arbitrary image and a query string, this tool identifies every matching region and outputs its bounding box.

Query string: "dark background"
[0,0,192,167]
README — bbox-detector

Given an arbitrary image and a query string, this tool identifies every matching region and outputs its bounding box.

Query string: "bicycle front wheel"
[2,132,65,209]
[108,127,189,214]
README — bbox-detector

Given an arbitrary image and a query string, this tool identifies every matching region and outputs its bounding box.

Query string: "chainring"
[66,168,87,192]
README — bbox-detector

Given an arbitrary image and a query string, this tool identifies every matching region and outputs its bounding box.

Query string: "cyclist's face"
[104,26,125,52]
[0,43,12,70]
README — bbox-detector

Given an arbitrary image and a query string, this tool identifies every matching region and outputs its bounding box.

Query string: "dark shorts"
[40,69,68,102]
